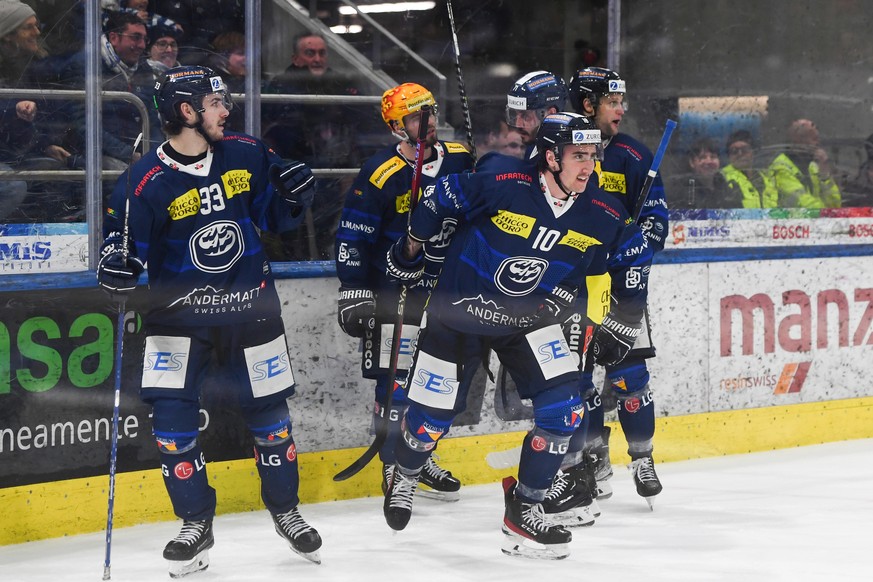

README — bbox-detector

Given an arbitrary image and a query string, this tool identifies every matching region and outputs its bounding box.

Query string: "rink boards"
[2,249,873,544]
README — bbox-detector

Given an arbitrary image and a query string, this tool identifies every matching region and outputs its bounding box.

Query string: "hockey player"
[566,67,669,506]
[382,113,653,559]
[504,70,569,157]
[334,82,473,500]
[97,66,322,577]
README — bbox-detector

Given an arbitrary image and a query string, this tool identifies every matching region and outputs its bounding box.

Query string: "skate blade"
[167,550,210,578]
[500,530,569,560]
[645,496,655,511]
[596,480,613,499]
[416,485,460,502]
[547,504,596,528]
[288,544,322,565]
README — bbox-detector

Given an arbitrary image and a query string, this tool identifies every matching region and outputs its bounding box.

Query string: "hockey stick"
[334,107,432,481]
[103,132,142,580]
[485,120,676,470]
[446,0,476,160]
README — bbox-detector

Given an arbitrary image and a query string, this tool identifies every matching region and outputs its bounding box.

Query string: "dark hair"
[212,31,245,55]
[688,137,718,159]
[103,10,145,35]
[726,129,754,150]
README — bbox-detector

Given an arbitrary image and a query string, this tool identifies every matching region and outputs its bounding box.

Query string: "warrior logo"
[190,220,244,273]
[494,256,548,296]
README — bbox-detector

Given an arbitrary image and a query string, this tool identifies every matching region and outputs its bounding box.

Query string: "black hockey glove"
[96,234,143,301]
[337,287,376,338]
[386,236,424,284]
[536,284,577,324]
[269,161,315,209]
[591,309,642,367]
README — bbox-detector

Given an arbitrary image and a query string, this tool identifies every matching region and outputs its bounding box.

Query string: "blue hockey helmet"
[505,70,568,125]
[569,67,626,113]
[153,65,233,124]
[536,112,602,166]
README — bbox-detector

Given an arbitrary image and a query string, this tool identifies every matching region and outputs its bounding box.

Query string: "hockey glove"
[591,309,642,367]
[337,287,376,338]
[536,284,577,324]
[269,161,315,209]
[96,235,143,301]
[386,236,424,284]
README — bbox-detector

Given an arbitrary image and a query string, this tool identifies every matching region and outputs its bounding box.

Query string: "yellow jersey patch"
[586,272,611,324]
[395,190,412,214]
[168,188,200,220]
[559,229,602,253]
[370,156,406,189]
[599,170,627,195]
[491,210,535,238]
[444,141,469,154]
[221,169,252,199]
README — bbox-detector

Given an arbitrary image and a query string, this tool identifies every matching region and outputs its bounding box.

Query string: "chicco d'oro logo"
[190,220,244,273]
[494,256,548,297]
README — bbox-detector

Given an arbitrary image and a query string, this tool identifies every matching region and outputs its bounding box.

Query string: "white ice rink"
[2,438,870,582]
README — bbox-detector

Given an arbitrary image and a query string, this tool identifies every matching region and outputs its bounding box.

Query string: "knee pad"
[532,387,583,435]
[151,398,200,454]
[400,405,453,453]
[607,362,650,396]
[244,400,294,447]
[374,374,408,407]
[614,383,654,414]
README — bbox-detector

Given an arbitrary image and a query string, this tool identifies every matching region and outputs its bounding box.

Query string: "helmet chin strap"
[548,152,577,199]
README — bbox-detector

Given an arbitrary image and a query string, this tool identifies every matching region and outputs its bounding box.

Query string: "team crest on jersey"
[189,220,244,272]
[599,170,627,194]
[491,210,535,238]
[221,169,252,198]
[168,188,201,220]
[559,229,601,253]
[494,256,548,296]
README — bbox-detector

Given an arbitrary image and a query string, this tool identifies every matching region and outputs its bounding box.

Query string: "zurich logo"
[494,256,548,296]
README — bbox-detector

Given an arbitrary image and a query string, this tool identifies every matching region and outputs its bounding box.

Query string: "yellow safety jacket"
[768,153,841,208]
[721,164,778,208]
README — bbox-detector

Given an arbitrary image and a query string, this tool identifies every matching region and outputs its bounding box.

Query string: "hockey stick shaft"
[446,0,476,160]
[581,119,676,374]
[334,107,432,482]
[103,132,141,580]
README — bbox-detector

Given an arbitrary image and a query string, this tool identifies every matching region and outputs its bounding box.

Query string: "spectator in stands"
[720,130,777,208]
[670,137,736,209]
[475,112,525,160]
[59,10,162,171]
[843,133,873,207]
[115,0,182,35]
[0,0,74,222]
[206,30,245,132]
[769,118,841,208]
[263,32,368,260]
[152,0,244,65]
[146,22,182,75]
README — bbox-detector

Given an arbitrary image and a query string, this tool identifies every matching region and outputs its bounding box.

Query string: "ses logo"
[144,350,187,372]
[537,338,571,364]
[251,352,290,381]
[412,369,458,395]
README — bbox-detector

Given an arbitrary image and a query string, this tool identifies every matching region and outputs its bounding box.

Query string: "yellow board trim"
[3,396,872,545]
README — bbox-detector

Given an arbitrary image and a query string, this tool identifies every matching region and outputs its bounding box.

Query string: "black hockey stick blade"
[333,437,382,481]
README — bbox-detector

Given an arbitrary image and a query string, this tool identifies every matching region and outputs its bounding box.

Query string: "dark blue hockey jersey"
[103,132,302,326]
[334,140,474,292]
[598,132,668,252]
[408,162,653,336]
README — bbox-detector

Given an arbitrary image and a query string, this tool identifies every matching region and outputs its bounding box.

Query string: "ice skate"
[380,463,393,495]
[272,507,323,564]
[630,455,662,510]
[591,426,614,499]
[383,466,419,531]
[163,519,214,578]
[541,470,597,527]
[501,476,571,560]
[417,455,461,502]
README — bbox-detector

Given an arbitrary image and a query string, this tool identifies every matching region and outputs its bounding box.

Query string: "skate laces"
[521,502,551,533]
[172,521,208,546]
[423,456,451,481]
[544,471,569,501]
[632,457,657,483]
[275,508,314,539]
[387,471,418,510]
